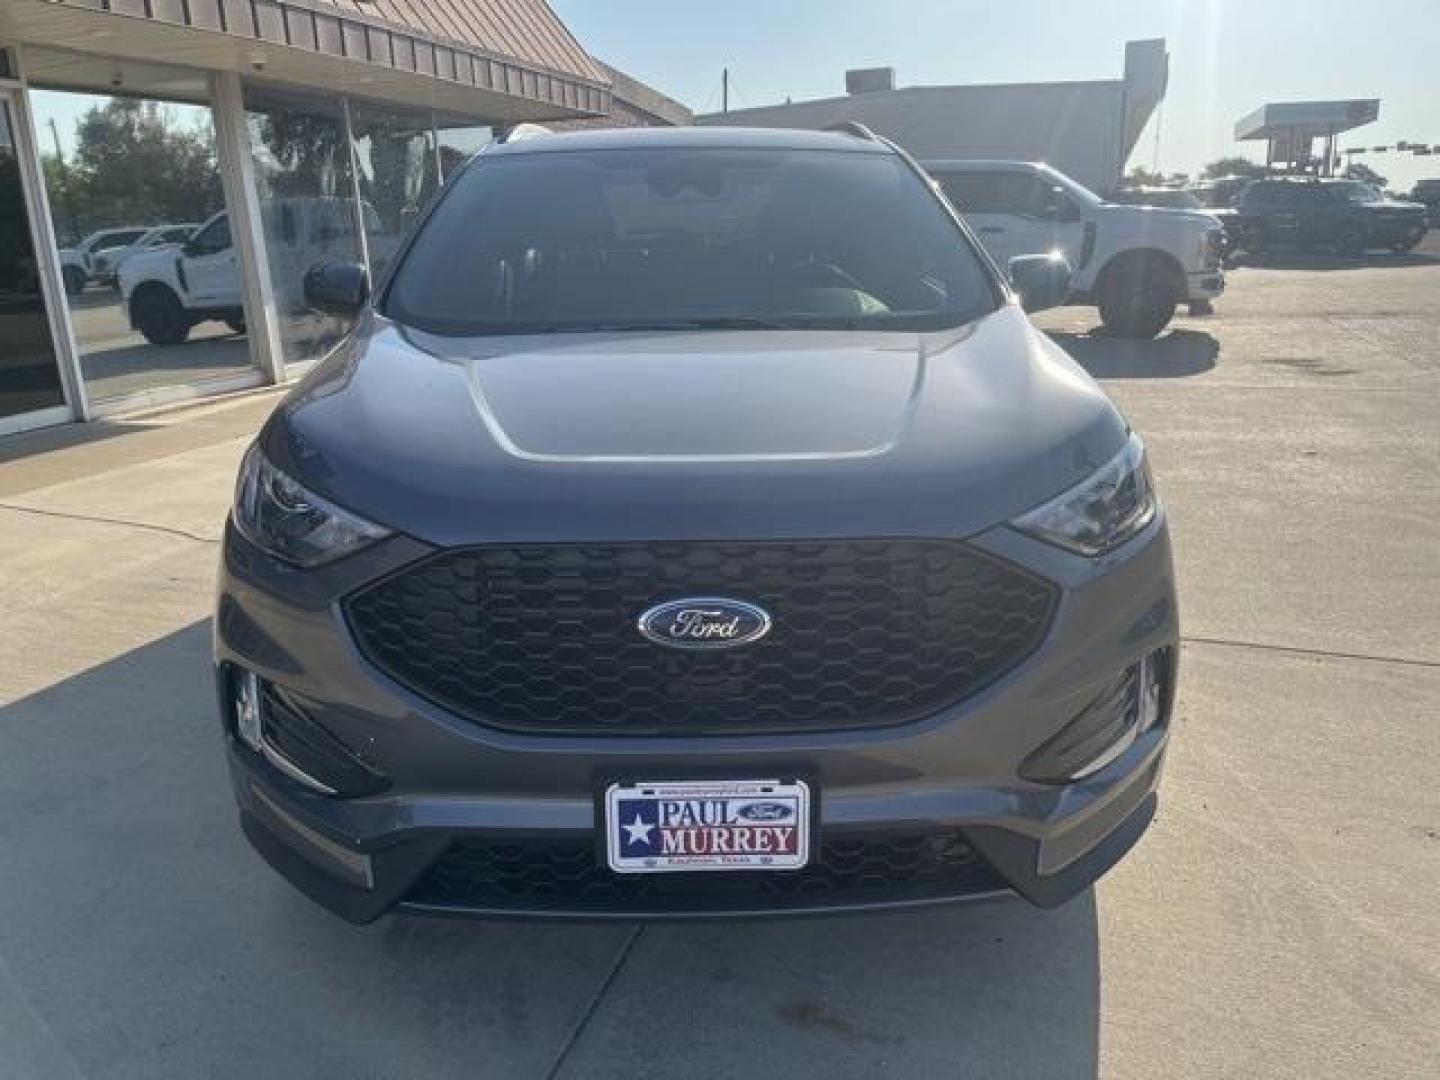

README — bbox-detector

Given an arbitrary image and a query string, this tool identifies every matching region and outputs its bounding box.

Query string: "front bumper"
[215,516,1179,923]
[1367,218,1428,246]
[1185,270,1225,302]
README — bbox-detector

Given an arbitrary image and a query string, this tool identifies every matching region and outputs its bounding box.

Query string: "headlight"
[1011,434,1156,556]
[233,443,390,566]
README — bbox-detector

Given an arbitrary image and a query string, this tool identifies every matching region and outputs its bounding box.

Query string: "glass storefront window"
[244,86,364,371]
[29,69,252,406]
[350,105,439,278]
[0,96,68,423]
[437,124,494,183]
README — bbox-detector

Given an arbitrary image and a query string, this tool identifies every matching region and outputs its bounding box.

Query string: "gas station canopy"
[1235,100,1381,142]
[1234,100,1381,175]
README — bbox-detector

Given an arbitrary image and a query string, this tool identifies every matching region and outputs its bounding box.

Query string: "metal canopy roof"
[1235,100,1380,141]
[1,0,611,122]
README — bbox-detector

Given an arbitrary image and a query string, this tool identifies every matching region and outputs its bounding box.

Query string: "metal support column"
[211,70,285,385]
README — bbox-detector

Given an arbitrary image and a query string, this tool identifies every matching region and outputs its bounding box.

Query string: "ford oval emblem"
[638,597,772,650]
[737,801,793,822]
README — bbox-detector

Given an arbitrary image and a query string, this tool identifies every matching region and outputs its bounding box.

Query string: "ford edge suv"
[216,126,1178,923]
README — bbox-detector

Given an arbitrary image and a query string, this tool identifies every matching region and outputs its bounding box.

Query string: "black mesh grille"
[345,540,1057,735]
[403,830,1007,915]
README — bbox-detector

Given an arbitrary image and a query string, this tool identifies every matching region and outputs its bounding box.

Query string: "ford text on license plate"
[604,779,811,873]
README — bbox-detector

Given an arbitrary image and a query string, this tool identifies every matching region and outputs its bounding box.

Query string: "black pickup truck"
[1221,179,1428,256]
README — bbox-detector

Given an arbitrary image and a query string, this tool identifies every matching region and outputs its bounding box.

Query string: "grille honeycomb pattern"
[345,540,1057,735]
[404,830,1006,914]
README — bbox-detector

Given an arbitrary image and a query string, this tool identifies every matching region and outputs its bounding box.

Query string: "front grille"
[346,539,1057,735]
[402,830,1007,915]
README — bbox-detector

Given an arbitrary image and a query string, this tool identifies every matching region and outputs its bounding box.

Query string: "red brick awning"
[18,0,610,119]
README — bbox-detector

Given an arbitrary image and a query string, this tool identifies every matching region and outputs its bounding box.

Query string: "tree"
[59,98,223,233]
[1201,157,1267,180]
[1124,166,1166,188]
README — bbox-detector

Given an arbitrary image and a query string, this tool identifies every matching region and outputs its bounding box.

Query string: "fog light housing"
[1020,651,1168,784]
[227,666,388,798]
[234,670,264,753]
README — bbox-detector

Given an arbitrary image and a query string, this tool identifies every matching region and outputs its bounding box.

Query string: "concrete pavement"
[0,245,1436,1079]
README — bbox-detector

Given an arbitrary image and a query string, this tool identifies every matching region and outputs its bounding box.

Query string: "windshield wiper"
[585,316,790,332]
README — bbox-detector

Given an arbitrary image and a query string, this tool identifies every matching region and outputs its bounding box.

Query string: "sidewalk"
[0,391,282,705]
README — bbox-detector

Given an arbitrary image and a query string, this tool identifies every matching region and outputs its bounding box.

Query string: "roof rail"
[500,123,553,144]
[824,120,880,142]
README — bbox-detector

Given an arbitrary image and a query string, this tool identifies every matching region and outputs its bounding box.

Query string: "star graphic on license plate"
[617,799,659,852]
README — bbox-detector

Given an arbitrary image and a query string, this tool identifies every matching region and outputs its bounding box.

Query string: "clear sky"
[551,0,1440,192]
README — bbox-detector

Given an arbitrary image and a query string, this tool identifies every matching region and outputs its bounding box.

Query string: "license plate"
[604,778,811,873]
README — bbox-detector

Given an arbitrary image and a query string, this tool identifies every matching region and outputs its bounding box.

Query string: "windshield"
[1332,181,1379,202]
[385,147,999,335]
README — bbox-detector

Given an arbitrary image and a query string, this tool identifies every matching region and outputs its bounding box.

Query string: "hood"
[265,305,1127,547]
[1367,198,1427,213]
[1109,204,1221,230]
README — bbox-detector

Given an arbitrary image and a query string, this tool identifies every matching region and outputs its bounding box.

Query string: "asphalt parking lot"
[1,238,1437,1079]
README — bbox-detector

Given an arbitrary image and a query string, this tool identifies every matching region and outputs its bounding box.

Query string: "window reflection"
[29,85,247,405]
[437,124,494,183]
[244,88,363,371]
[351,106,439,278]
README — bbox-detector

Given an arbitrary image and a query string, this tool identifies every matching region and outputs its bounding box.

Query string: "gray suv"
[217,126,1177,922]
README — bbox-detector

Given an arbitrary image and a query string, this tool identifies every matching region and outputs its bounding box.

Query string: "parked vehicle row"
[118,198,393,346]
[57,223,196,296]
[1216,178,1429,256]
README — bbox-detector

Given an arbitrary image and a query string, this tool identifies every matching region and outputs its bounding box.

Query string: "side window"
[96,230,146,252]
[1013,176,1075,220]
[189,216,232,256]
[936,172,1009,214]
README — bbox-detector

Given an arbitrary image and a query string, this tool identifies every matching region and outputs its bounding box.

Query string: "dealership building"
[699,39,1169,196]
[0,1,683,437]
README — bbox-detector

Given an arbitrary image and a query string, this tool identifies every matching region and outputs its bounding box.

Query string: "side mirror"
[304,260,369,317]
[1008,253,1073,313]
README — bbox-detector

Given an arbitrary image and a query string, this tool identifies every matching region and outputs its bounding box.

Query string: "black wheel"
[224,315,246,335]
[62,265,86,297]
[131,286,191,346]
[1097,257,1179,339]
[1335,226,1366,256]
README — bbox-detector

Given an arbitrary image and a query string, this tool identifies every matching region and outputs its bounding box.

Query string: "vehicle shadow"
[1047,327,1219,380]
[1228,249,1440,272]
[0,621,1100,1080]
[540,897,1101,1078]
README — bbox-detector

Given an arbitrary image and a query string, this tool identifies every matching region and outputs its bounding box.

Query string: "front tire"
[1097,257,1179,339]
[131,286,191,346]
[62,265,86,297]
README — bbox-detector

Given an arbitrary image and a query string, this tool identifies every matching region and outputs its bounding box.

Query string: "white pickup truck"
[924,160,1226,337]
[117,198,391,345]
